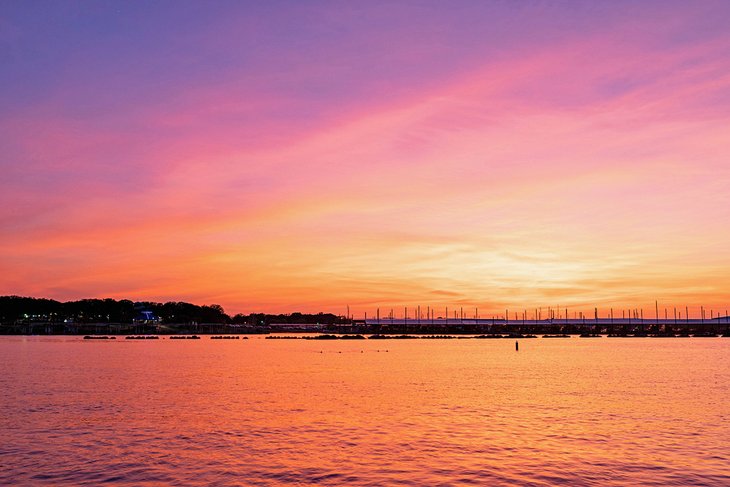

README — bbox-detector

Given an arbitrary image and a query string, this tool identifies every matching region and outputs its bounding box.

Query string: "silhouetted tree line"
[0,296,348,325]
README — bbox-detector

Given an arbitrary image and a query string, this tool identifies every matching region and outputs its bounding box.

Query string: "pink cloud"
[3,5,730,313]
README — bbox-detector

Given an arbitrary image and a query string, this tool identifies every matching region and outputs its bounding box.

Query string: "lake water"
[1,336,728,486]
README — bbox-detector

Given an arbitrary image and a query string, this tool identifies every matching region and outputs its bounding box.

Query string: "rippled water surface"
[1,336,728,486]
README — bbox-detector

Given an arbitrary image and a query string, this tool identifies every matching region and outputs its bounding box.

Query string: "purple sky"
[2,1,730,315]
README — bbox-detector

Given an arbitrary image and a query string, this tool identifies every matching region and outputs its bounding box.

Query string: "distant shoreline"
[2,328,729,338]
[2,295,729,337]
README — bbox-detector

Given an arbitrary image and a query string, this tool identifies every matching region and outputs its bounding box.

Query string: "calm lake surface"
[1,336,728,486]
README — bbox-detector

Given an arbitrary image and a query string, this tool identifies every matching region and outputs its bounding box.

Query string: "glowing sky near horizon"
[2,1,730,315]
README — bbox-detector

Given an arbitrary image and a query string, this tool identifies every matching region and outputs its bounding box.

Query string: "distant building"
[133,309,159,324]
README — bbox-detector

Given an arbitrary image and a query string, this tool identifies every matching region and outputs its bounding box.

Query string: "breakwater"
[3,317,730,336]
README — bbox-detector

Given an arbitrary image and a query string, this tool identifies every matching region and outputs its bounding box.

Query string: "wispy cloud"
[1,2,729,313]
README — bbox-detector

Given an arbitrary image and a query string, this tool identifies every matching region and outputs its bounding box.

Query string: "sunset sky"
[2,1,730,315]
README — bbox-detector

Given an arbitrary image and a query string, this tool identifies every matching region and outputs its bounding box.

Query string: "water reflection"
[0,337,728,486]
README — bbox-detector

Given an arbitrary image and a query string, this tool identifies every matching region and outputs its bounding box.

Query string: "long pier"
[362,318,729,326]
[345,317,730,336]
[2,317,728,336]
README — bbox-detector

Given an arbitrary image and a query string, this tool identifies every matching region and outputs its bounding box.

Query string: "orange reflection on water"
[0,336,728,485]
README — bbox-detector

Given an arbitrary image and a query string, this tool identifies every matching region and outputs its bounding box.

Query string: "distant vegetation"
[0,296,348,325]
